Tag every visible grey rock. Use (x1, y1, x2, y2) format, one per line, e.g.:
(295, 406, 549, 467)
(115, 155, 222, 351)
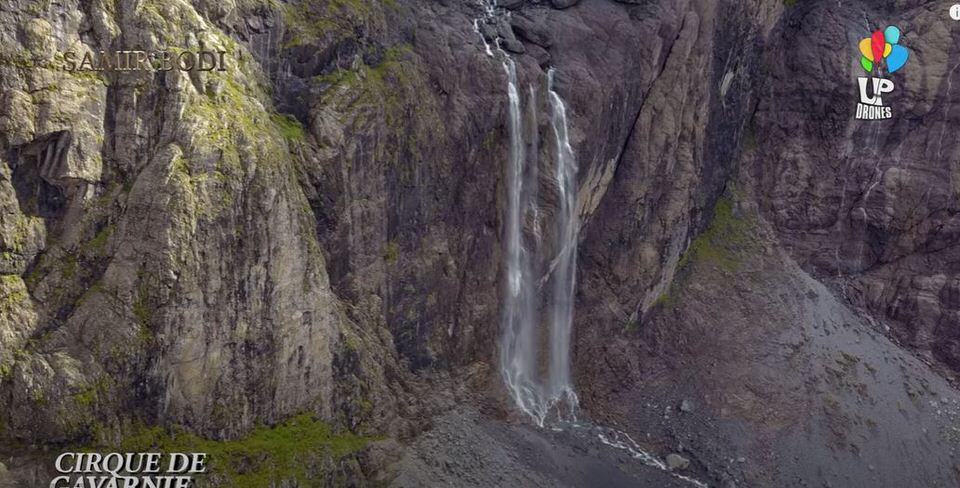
(510, 14, 552, 47)
(479, 21, 497, 43)
(666, 454, 690, 471)
(550, 0, 580, 9)
(525, 43, 551, 67)
(493, 18, 526, 54)
(496, 19, 520, 44)
(499, 0, 524, 9)
(502, 38, 525, 54)
(245, 15, 263, 32)
(680, 399, 694, 413)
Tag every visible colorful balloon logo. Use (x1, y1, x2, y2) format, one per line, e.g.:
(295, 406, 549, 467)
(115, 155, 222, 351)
(859, 26, 908, 73)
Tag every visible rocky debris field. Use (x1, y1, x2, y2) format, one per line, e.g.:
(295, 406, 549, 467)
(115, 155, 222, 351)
(389, 407, 695, 488)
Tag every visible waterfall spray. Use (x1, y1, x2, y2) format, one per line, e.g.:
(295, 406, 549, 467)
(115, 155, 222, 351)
(546, 68, 579, 417)
(499, 57, 544, 421)
(475, 1, 580, 426)
(471, 10, 711, 487)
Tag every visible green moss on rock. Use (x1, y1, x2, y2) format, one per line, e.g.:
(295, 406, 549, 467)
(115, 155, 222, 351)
(82, 224, 115, 255)
(316, 43, 441, 187)
(270, 113, 305, 141)
(277, 0, 386, 48)
(61, 254, 78, 279)
(72, 377, 111, 408)
(108, 413, 374, 487)
(678, 195, 754, 271)
(382, 241, 399, 264)
(0, 274, 29, 315)
(74, 280, 103, 308)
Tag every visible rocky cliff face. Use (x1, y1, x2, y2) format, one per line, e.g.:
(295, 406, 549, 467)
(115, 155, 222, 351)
(746, 1, 960, 379)
(1, 0, 958, 486)
(0, 0, 411, 452)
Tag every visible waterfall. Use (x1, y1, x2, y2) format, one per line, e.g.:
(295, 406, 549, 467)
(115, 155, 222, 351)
(472, 11, 710, 487)
(474, 0, 579, 426)
(496, 62, 580, 425)
(499, 57, 540, 421)
(546, 68, 579, 416)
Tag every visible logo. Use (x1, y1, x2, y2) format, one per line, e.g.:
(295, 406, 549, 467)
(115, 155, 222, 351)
(855, 25, 909, 120)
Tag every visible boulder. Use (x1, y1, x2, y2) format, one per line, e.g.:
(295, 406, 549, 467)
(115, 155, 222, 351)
(511, 14, 552, 47)
(666, 454, 691, 471)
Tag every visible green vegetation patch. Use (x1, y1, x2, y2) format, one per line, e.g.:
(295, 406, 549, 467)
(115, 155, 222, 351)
(382, 241, 399, 263)
(133, 292, 150, 328)
(74, 280, 103, 308)
(0, 274, 28, 315)
(277, 0, 384, 48)
(678, 195, 754, 271)
(83, 224, 115, 255)
(10, 214, 43, 254)
(111, 413, 373, 487)
(62, 253, 78, 279)
(270, 113, 305, 141)
(73, 377, 111, 408)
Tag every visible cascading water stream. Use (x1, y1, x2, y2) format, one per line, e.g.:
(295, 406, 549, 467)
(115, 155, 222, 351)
(472, 6, 712, 485)
(499, 56, 544, 422)
(546, 68, 579, 418)
(479, 2, 580, 425)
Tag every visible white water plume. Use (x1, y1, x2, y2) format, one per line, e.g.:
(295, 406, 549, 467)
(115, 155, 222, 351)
(499, 56, 544, 422)
(496, 56, 580, 425)
(472, 0, 578, 427)
(545, 68, 579, 415)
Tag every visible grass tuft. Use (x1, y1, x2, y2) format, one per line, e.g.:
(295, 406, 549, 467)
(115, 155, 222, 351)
(270, 113, 305, 141)
(106, 413, 374, 487)
(678, 195, 753, 271)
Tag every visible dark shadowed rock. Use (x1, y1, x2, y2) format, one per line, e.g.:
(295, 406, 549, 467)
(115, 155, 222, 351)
(550, 0, 580, 9)
(502, 38, 525, 54)
(743, 1, 960, 381)
(496, 18, 525, 54)
(525, 43, 551, 67)
(510, 13, 552, 47)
